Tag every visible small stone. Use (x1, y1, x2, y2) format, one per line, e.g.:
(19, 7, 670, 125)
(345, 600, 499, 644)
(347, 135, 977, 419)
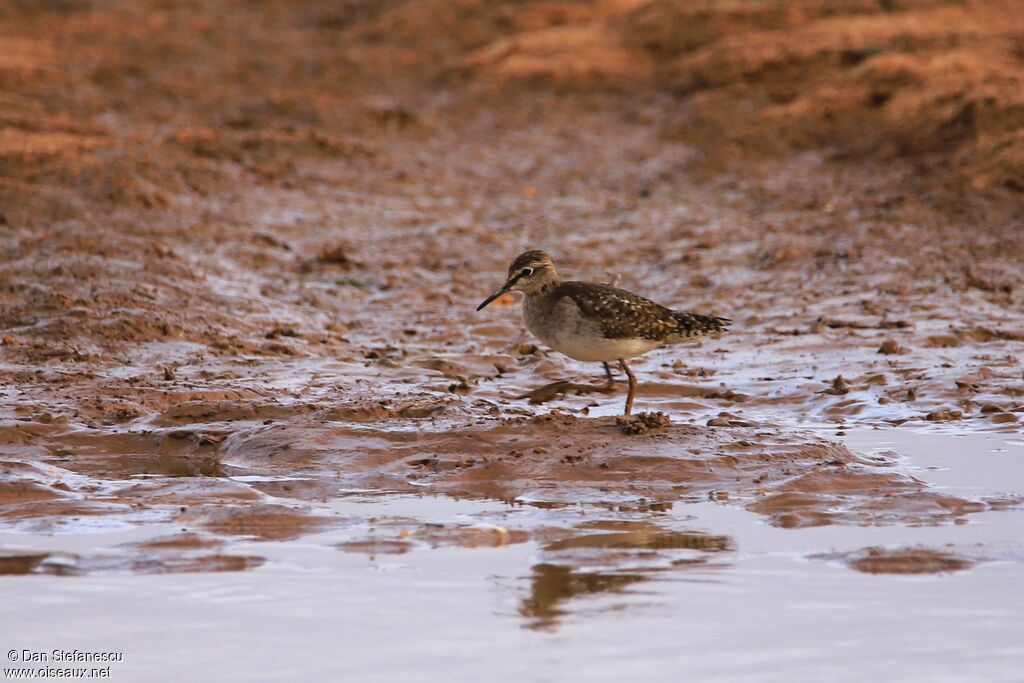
(317, 244, 357, 266)
(878, 339, 905, 355)
(926, 409, 963, 422)
(706, 411, 754, 428)
(822, 375, 850, 395)
(925, 334, 960, 348)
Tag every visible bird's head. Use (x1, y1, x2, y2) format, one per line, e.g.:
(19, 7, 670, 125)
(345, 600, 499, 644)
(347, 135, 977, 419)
(477, 250, 558, 310)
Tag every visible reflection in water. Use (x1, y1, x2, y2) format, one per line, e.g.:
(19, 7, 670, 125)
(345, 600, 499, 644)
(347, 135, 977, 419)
(0, 548, 264, 576)
(521, 564, 647, 630)
(0, 552, 49, 575)
(59, 453, 225, 478)
(518, 500, 676, 514)
(545, 529, 731, 552)
(520, 525, 733, 630)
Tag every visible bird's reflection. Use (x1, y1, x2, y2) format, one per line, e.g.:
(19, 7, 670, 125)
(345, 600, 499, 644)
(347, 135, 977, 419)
(519, 524, 733, 630)
(520, 564, 647, 630)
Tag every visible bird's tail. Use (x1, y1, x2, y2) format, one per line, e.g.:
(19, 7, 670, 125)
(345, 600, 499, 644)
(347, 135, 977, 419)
(671, 311, 730, 338)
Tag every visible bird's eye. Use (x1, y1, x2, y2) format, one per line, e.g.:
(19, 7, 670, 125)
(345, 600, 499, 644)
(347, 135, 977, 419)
(521, 267, 534, 277)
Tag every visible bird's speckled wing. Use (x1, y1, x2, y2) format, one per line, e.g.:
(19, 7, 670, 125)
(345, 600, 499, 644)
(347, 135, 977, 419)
(553, 281, 729, 341)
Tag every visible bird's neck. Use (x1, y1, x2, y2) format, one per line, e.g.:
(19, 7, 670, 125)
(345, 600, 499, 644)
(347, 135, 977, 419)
(524, 278, 560, 301)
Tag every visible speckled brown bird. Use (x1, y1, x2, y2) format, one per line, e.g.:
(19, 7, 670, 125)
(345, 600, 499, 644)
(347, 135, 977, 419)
(477, 250, 730, 415)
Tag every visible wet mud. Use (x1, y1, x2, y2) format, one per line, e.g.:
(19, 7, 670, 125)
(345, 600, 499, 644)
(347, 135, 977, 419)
(815, 545, 979, 575)
(1, 0, 1023, 586)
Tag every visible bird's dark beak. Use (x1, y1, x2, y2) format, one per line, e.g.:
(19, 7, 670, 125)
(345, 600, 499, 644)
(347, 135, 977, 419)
(476, 281, 512, 311)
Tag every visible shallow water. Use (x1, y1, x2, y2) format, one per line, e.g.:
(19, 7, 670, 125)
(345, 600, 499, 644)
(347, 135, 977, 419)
(2, 426, 1022, 682)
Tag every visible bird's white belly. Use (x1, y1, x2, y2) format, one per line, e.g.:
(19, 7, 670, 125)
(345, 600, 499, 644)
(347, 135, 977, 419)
(548, 333, 660, 362)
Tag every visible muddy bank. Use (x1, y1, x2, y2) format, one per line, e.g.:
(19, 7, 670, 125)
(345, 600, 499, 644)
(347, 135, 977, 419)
(1, 0, 1023, 576)
(2, 406, 1013, 573)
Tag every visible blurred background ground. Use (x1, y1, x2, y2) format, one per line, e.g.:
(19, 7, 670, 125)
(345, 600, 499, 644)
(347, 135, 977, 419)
(2, 0, 1021, 368)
